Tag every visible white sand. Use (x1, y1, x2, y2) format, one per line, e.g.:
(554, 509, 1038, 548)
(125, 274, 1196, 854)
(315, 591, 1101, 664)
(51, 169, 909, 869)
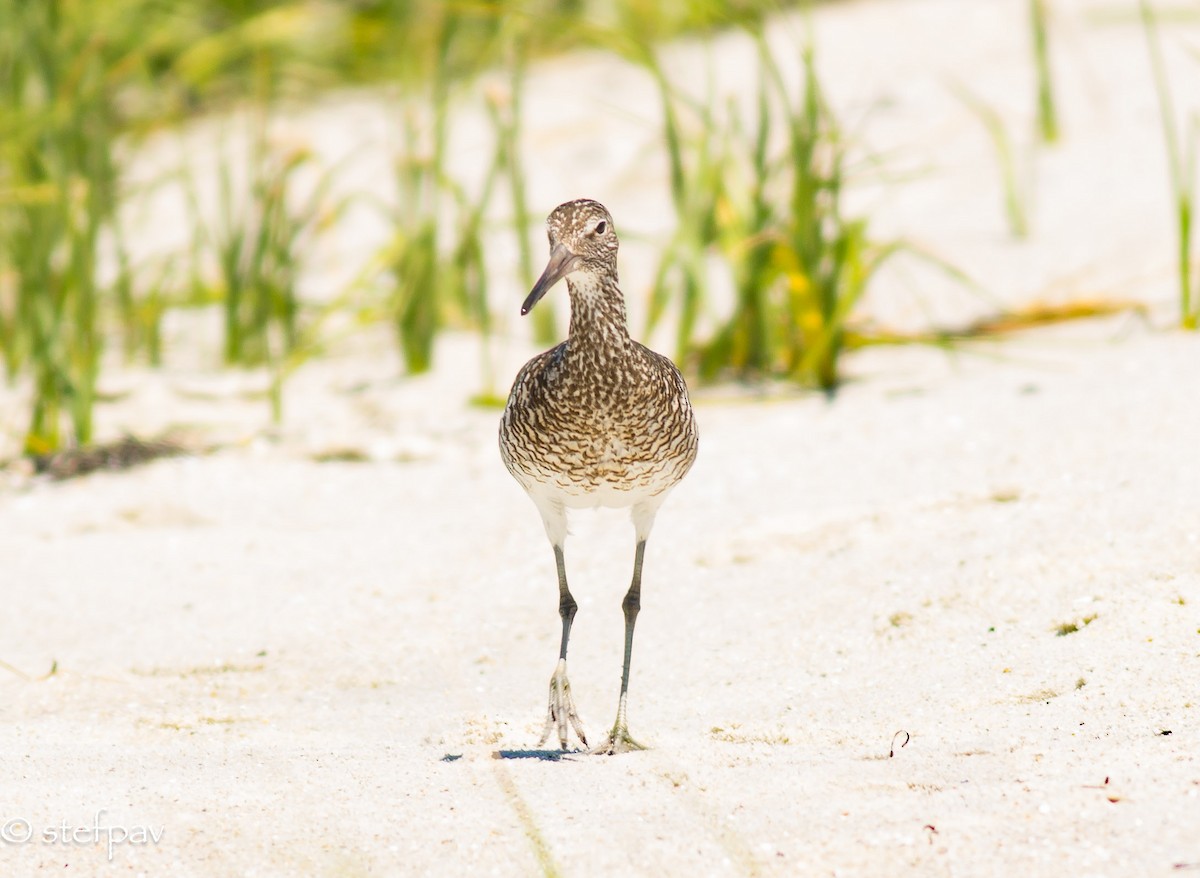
(3, 1, 1200, 875)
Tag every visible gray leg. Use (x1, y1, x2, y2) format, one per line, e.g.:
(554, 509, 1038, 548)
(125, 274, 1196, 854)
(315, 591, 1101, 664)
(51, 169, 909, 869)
(553, 545, 577, 661)
(538, 544, 588, 750)
(592, 539, 648, 755)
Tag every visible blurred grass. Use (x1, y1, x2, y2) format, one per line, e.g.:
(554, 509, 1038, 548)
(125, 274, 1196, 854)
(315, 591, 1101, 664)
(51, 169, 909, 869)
(1030, 0, 1060, 144)
(639, 43, 729, 367)
(1, 0, 1172, 457)
(0, 0, 788, 454)
(950, 82, 1030, 239)
(380, 8, 495, 377)
(0, 0, 127, 453)
(184, 121, 343, 420)
(1141, 0, 1199, 330)
(642, 28, 924, 390)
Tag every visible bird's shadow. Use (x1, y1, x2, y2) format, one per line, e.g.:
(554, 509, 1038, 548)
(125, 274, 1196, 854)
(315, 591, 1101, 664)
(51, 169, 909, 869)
(492, 748, 584, 762)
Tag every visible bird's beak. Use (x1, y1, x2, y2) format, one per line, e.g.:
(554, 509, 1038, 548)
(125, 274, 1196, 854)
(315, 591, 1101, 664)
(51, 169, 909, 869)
(521, 243, 579, 315)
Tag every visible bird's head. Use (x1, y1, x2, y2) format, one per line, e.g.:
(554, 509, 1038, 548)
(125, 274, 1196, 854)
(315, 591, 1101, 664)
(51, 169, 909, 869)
(521, 199, 618, 315)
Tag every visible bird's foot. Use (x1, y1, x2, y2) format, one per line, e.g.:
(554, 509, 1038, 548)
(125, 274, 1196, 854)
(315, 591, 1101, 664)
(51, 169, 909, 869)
(588, 723, 646, 756)
(538, 659, 588, 751)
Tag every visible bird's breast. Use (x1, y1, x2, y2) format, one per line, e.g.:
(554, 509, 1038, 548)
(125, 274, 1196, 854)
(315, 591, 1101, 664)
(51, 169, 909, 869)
(501, 396, 696, 504)
(499, 339, 699, 507)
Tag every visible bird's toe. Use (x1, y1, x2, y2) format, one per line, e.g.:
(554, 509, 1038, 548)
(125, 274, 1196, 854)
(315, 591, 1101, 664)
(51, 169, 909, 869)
(538, 660, 588, 751)
(589, 724, 646, 756)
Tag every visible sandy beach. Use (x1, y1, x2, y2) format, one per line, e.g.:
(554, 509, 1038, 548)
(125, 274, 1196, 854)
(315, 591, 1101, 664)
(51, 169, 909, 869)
(3, 0, 1199, 875)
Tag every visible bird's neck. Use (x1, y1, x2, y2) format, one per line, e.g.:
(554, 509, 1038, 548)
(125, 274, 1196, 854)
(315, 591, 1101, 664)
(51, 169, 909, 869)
(566, 271, 631, 352)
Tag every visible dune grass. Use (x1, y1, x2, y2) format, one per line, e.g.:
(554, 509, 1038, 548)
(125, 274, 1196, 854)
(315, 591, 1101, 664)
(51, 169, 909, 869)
(1030, 0, 1060, 144)
(0, 0, 125, 453)
(1140, 0, 1199, 330)
(1, 0, 889, 453)
(643, 30, 912, 390)
(1, 0, 1174, 456)
(0, 0, 538, 447)
(950, 83, 1030, 240)
(184, 120, 341, 421)
(639, 42, 730, 370)
(381, 9, 500, 377)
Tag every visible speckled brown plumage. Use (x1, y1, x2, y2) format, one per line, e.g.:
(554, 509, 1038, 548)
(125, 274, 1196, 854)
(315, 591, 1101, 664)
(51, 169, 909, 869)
(500, 280, 697, 515)
(498, 199, 699, 755)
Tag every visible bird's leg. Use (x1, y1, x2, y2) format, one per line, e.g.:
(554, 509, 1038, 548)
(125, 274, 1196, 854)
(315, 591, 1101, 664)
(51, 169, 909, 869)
(538, 544, 588, 750)
(591, 538, 648, 755)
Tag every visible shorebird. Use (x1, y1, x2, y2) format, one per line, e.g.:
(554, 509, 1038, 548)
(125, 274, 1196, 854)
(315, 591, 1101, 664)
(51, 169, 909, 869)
(499, 199, 699, 755)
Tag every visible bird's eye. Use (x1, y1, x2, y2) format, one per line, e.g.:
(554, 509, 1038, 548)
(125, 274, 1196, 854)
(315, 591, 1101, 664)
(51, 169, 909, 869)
(594, 221, 607, 235)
